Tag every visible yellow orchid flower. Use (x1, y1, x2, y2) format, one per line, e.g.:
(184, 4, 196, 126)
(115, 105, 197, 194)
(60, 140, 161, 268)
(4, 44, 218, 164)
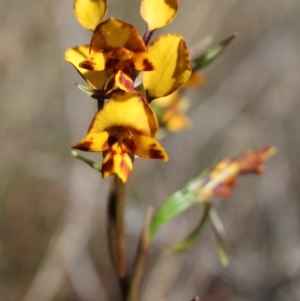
(72, 92, 168, 182)
(79, 18, 155, 92)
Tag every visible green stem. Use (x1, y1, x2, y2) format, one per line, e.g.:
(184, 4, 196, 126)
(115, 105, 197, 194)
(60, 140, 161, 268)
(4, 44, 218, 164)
(107, 175, 127, 296)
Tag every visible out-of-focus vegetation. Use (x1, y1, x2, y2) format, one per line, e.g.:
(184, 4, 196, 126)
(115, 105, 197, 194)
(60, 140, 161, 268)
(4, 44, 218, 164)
(1, 0, 300, 300)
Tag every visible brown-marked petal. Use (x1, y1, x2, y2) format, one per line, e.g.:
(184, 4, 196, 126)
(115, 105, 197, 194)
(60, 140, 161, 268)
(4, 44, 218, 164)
(91, 18, 146, 53)
(74, 0, 107, 30)
(124, 135, 168, 161)
(142, 34, 191, 99)
(114, 70, 134, 91)
(131, 52, 155, 71)
(80, 52, 116, 71)
(89, 92, 158, 137)
(102, 145, 133, 183)
(65, 45, 109, 89)
(197, 147, 276, 200)
(237, 147, 277, 174)
(140, 0, 178, 30)
(72, 131, 110, 151)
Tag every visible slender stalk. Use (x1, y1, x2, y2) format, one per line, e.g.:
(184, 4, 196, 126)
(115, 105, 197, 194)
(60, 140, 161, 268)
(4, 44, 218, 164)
(142, 26, 154, 46)
(107, 175, 127, 295)
(126, 207, 153, 301)
(97, 97, 105, 111)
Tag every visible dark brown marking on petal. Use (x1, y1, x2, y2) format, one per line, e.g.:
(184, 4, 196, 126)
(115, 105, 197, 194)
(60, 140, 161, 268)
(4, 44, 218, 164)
(149, 147, 165, 160)
(145, 89, 155, 103)
(142, 59, 154, 71)
(123, 138, 137, 153)
(79, 60, 96, 70)
(72, 140, 93, 151)
(139, 97, 158, 134)
(101, 156, 114, 176)
(108, 136, 118, 147)
(124, 59, 135, 70)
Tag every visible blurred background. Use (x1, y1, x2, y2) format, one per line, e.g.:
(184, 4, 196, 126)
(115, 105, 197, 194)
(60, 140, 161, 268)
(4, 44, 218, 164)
(1, 0, 300, 300)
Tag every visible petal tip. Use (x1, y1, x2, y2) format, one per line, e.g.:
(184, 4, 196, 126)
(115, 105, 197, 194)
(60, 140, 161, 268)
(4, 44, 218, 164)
(72, 141, 93, 151)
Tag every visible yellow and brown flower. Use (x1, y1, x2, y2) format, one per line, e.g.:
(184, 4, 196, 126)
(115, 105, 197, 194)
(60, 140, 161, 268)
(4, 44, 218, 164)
(79, 18, 155, 92)
(72, 92, 168, 182)
(196, 147, 277, 200)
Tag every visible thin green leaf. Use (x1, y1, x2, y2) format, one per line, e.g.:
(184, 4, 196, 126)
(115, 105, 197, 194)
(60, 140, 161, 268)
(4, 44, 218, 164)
(191, 34, 237, 72)
(75, 83, 96, 96)
(150, 177, 202, 240)
(75, 83, 107, 99)
(171, 202, 211, 252)
(71, 150, 102, 171)
(209, 207, 229, 266)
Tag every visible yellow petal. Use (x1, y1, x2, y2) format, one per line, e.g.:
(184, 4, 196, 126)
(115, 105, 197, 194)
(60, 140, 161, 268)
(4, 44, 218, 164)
(91, 18, 146, 53)
(74, 0, 107, 30)
(124, 135, 168, 161)
(102, 144, 133, 183)
(80, 52, 117, 71)
(64, 45, 109, 89)
(89, 92, 158, 137)
(140, 0, 178, 30)
(72, 131, 109, 151)
(142, 34, 191, 99)
(131, 52, 155, 71)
